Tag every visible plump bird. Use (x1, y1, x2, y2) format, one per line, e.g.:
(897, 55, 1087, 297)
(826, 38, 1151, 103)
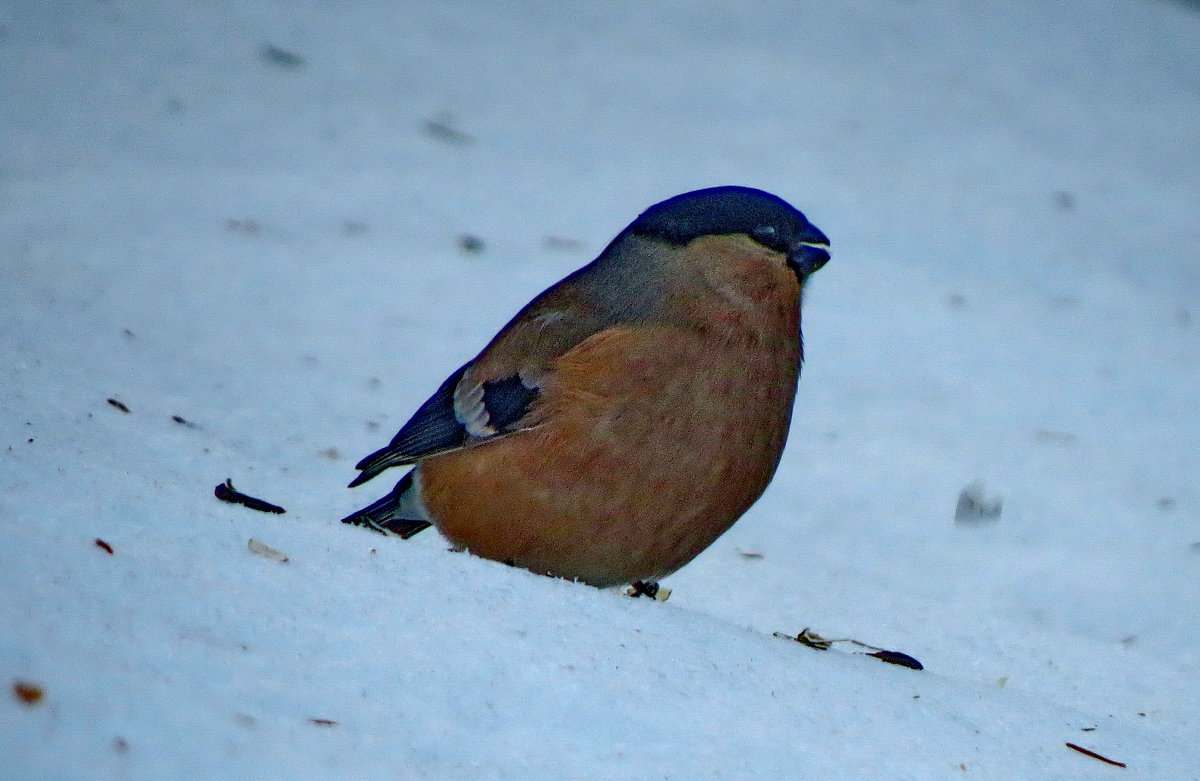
(342, 186, 830, 588)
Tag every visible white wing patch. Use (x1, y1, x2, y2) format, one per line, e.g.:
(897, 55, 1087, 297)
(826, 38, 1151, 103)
(452, 377, 497, 438)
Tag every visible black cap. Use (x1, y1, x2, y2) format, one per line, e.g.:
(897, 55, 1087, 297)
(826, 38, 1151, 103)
(630, 186, 830, 251)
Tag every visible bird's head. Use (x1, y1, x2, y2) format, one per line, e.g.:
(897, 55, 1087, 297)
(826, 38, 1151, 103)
(627, 186, 830, 283)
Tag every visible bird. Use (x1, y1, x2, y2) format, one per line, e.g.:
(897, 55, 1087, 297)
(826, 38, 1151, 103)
(341, 186, 830, 589)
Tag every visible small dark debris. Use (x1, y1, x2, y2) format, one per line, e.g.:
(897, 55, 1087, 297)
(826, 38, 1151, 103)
(954, 481, 1002, 524)
(113, 737, 130, 754)
(366, 420, 381, 431)
(869, 650, 924, 670)
(1157, 497, 1174, 510)
(12, 680, 44, 705)
(946, 293, 966, 309)
(1081, 727, 1097, 732)
(775, 628, 924, 671)
(783, 628, 831, 650)
(261, 43, 305, 69)
(1054, 191, 1076, 210)
(27, 438, 33, 444)
(1190, 542, 1200, 553)
(342, 220, 369, 237)
(95, 538, 114, 555)
(226, 218, 261, 234)
(738, 549, 764, 559)
(1065, 742, 1125, 768)
(121, 328, 136, 340)
(543, 236, 584, 250)
(215, 479, 286, 514)
(421, 118, 474, 145)
(308, 718, 339, 727)
(458, 234, 485, 254)
(107, 398, 131, 413)
(166, 97, 184, 115)
(321, 447, 341, 460)
(171, 414, 199, 429)
(1034, 429, 1077, 445)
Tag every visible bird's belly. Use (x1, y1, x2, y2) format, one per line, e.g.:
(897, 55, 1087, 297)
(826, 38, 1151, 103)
(418, 330, 799, 587)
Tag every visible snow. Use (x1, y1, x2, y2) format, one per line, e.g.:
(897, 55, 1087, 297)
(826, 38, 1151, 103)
(2, 0, 1198, 778)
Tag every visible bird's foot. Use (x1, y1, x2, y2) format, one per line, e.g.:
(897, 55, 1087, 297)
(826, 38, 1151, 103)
(625, 580, 671, 601)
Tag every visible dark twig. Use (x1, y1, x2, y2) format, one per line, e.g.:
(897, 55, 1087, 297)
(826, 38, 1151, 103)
(1065, 742, 1126, 768)
(774, 628, 924, 670)
(215, 479, 285, 514)
(867, 650, 924, 670)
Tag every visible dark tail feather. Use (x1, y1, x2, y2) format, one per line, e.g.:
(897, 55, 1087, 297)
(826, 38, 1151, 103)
(348, 445, 407, 488)
(340, 472, 432, 539)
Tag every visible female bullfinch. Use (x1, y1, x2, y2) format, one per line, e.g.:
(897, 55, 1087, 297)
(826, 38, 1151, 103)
(343, 186, 830, 589)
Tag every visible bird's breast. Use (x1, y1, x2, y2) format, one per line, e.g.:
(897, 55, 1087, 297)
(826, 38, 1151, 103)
(417, 321, 801, 587)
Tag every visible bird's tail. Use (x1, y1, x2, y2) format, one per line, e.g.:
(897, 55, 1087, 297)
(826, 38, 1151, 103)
(340, 471, 432, 539)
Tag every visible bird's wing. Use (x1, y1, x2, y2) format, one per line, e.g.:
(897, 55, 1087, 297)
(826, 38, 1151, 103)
(348, 282, 611, 488)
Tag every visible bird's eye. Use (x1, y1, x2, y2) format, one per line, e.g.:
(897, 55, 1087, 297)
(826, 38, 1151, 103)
(750, 225, 783, 250)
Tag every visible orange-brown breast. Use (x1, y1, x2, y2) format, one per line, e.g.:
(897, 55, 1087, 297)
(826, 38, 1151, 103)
(419, 238, 802, 587)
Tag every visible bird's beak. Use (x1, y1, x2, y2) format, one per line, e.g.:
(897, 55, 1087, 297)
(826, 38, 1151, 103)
(786, 240, 831, 278)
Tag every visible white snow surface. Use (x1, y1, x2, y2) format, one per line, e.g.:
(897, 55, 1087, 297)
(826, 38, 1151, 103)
(2, 1, 1198, 778)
